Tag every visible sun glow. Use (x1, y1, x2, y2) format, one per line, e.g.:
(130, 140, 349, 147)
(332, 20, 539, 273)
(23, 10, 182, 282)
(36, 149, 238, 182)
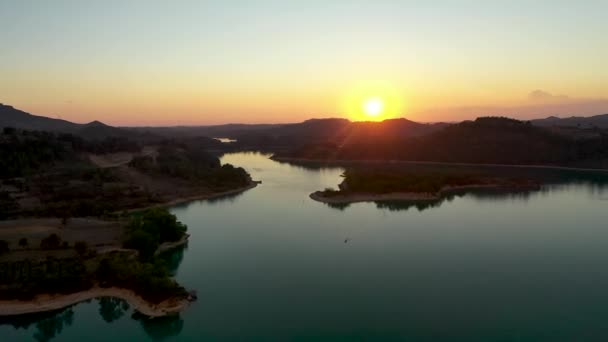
(342, 82, 405, 121)
(363, 97, 384, 117)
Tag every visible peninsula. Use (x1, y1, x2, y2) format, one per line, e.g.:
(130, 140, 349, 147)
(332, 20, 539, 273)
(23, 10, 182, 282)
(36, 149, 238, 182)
(310, 168, 541, 205)
(0, 123, 258, 317)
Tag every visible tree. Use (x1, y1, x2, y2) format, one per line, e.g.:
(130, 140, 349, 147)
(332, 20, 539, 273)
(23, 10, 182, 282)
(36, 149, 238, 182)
(74, 241, 88, 257)
(18, 237, 28, 249)
(98, 298, 130, 323)
(40, 234, 62, 250)
(124, 230, 158, 261)
(0, 240, 9, 255)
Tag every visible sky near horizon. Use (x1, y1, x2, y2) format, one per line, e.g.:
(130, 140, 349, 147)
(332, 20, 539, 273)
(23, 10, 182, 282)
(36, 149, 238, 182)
(1, 1, 608, 126)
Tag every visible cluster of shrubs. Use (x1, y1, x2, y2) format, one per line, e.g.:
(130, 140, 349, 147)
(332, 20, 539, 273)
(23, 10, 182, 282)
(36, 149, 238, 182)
(342, 169, 486, 194)
(124, 208, 187, 261)
(96, 253, 187, 303)
(0, 235, 92, 256)
(129, 143, 250, 189)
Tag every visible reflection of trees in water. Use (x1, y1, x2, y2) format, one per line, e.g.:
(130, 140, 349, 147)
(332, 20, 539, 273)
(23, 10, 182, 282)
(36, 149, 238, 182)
(375, 199, 444, 212)
(132, 312, 184, 341)
(172, 189, 247, 211)
(205, 191, 245, 205)
(98, 297, 130, 323)
(32, 308, 74, 342)
(322, 188, 544, 213)
(273, 159, 344, 172)
(0, 306, 76, 342)
(157, 245, 186, 276)
(325, 202, 351, 211)
(377, 189, 541, 212)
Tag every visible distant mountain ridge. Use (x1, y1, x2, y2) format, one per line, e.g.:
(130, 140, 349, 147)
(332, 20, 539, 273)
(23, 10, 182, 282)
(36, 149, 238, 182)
(531, 113, 608, 128)
(275, 117, 608, 169)
(0, 104, 131, 139)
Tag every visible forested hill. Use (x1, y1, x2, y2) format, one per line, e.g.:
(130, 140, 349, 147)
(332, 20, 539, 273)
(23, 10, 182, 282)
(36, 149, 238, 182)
(532, 113, 608, 129)
(0, 104, 141, 140)
(0, 127, 141, 179)
(275, 117, 608, 169)
(192, 118, 449, 149)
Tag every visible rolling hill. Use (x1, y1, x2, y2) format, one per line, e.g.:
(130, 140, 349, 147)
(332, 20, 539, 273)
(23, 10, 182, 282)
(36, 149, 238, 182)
(0, 104, 130, 139)
(532, 113, 608, 129)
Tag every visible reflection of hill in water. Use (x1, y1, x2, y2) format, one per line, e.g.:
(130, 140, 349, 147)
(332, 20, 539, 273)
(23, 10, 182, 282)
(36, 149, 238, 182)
(322, 175, 608, 213)
(0, 307, 75, 342)
(132, 312, 184, 341)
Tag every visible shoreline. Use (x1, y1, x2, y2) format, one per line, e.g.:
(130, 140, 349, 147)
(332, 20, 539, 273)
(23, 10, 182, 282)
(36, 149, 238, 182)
(310, 183, 541, 205)
(156, 234, 190, 255)
(0, 286, 189, 318)
(125, 180, 260, 213)
(272, 156, 608, 173)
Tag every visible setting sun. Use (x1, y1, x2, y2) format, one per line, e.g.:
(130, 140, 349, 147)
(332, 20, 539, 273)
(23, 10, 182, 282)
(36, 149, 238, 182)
(343, 81, 406, 121)
(363, 97, 384, 117)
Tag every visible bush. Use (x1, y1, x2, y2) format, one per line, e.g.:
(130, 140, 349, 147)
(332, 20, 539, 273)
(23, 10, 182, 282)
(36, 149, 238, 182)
(74, 241, 89, 256)
(0, 240, 9, 254)
(124, 230, 158, 261)
(18, 237, 28, 249)
(124, 208, 187, 261)
(40, 234, 62, 250)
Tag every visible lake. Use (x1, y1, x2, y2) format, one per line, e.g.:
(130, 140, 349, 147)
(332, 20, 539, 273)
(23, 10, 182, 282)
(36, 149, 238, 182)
(2, 152, 608, 341)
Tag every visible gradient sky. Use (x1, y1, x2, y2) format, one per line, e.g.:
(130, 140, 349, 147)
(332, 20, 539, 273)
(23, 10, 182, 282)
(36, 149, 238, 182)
(1, 1, 607, 125)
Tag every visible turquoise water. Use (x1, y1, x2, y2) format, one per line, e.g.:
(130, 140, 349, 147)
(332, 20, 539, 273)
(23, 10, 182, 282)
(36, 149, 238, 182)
(3, 152, 608, 341)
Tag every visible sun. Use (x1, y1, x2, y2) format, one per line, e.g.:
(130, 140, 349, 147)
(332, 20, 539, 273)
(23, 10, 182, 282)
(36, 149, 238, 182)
(342, 81, 405, 121)
(363, 97, 384, 117)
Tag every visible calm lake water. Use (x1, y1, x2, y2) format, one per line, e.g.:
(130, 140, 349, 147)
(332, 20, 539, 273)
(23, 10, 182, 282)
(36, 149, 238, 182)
(3, 152, 608, 341)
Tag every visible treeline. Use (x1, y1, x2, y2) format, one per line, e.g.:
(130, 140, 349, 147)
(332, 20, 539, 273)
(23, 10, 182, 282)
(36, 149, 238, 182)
(19, 168, 154, 218)
(277, 117, 608, 168)
(339, 169, 486, 194)
(0, 127, 142, 178)
(101, 208, 189, 302)
(130, 141, 251, 190)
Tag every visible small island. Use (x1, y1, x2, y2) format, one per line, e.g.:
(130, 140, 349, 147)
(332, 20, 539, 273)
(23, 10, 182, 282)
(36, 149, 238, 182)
(311, 168, 541, 204)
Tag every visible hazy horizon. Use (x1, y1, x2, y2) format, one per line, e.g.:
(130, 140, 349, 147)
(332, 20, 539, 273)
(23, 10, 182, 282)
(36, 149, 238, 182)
(2, 1, 608, 126)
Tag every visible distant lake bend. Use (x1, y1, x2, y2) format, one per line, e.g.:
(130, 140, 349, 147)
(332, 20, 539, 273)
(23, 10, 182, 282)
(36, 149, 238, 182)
(3, 152, 608, 341)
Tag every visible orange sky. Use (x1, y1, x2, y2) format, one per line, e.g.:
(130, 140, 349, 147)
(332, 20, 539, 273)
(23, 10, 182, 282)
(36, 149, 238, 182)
(1, 2, 607, 126)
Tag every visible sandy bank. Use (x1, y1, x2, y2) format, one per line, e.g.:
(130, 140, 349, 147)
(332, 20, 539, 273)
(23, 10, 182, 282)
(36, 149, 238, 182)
(0, 287, 189, 318)
(310, 191, 438, 204)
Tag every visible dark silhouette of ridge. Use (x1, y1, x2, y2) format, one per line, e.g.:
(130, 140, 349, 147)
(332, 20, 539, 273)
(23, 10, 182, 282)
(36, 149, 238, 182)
(275, 117, 608, 169)
(0, 104, 135, 140)
(532, 113, 608, 129)
(0, 103, 80, 132)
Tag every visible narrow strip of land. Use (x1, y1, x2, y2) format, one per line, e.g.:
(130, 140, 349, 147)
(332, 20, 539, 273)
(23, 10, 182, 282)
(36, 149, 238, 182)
(310, 183, 541, 205)
(0, 287, 189, 317)
(273, 157, 608, 173)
